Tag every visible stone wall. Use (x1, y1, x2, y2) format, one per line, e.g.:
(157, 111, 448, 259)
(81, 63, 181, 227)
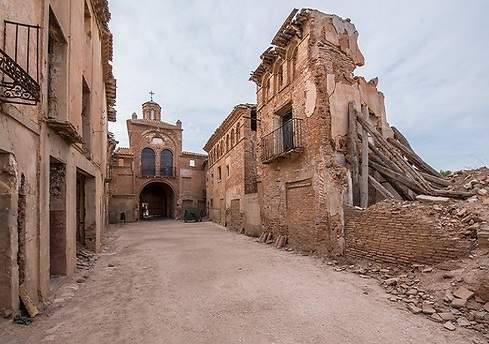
(344, 206, 473, 265)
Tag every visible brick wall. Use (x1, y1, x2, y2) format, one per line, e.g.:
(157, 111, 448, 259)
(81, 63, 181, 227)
(204, 105, 260, 234)
(344, 206, 473, 265)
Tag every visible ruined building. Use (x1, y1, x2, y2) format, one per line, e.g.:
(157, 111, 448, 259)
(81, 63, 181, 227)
(0, 0, 116, 313)
(204, 104, 261, 236)
(249, 9, 387, 254)
(109, 99, 206, 222)
(248, 9, 471, 258)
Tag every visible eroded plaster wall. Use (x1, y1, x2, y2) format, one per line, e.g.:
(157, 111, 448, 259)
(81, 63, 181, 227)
(251, 10, 391, 255)
(0, 0, 114, 312)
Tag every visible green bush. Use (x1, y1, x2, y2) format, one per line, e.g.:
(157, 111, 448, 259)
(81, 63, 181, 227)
(439, 170, 452, 177)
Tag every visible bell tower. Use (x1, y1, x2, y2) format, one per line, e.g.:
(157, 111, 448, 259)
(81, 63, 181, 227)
(142, 91, 162, 121)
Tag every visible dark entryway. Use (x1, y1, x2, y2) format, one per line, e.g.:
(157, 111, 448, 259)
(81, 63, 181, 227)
(282, 111, 294, 152)
(139, 182, 175, 220)
(76, 169, 96, 250)
(49, 158, 67, 277)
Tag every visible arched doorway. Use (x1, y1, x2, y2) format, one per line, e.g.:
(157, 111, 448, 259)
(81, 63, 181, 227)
(139, 182, 175, 220)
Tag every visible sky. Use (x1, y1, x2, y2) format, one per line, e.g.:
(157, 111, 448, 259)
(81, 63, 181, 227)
(108, 0, 489, 171)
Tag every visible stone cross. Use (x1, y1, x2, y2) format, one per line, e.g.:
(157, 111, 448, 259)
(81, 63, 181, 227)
(149, 90, 155, 102)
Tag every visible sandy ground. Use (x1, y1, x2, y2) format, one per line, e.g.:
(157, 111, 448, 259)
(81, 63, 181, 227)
(0, 220, 485, 344)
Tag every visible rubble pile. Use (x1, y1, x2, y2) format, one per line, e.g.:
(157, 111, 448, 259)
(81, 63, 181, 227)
(329, 256, 489, 336)
(372, 166, 489, 249)
(372, 199, 481, 240)
(447, 167, 489, 195)
(447, 168, 489, 248)
(76, 245, 98, 271)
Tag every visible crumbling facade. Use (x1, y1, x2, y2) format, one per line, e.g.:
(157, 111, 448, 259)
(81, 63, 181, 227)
(109, 100, 206, 223)
(249, 9, 392, 254)
(204, 104, 261, 236)
(248, 9, 477, 260)
(0, 0, 116, 313)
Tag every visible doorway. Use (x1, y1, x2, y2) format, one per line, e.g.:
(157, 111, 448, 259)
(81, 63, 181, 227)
(139, 182, 175, 220)
(49, 158, 67, 277)
(282, 111, 294, 152)
(76, 169, 96, 250)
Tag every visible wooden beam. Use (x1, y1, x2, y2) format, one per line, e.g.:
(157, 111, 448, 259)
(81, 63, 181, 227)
(19, 285, 39, 318)
(387, 137, 442, 177)
(432, 189, 475, 199)
(360, 104, 369, 208)
(368, 141, 401, 173)
(419, 171, 450, 187)
(348, 101, 360, 205)
(369, 160, 428, 194)
(357, 115, 433, 192)
(391, 126, 413, 150)
(368, 175, 396, 200)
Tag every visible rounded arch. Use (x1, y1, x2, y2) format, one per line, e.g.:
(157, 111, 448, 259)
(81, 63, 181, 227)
(141, 147, 156, 176)
(262, 72, 271, 102)
(160, 149, 174, 177)
(235, 121, 241, 141)
(139, 181, 176, 219)
(286, 41, 299, 83)
(273, 58, 284, 93)
(140, 129, 177, 148)
(231, 128, 235, 146)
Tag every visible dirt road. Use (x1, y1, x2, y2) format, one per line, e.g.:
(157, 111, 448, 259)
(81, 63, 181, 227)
(0, 220, 484, 343)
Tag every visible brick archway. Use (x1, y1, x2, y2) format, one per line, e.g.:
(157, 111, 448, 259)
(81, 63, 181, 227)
(139, 182, 175, 220)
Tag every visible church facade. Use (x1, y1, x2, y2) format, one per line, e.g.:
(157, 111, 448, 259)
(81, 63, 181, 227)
(108, 100, 206, 222)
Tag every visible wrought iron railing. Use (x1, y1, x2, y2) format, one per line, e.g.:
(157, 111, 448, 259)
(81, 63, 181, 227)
(261, 118, 303, 163)
(0, 20, 41, 105)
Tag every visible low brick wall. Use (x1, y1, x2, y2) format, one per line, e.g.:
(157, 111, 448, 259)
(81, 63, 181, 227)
(344, 205, 474, 265)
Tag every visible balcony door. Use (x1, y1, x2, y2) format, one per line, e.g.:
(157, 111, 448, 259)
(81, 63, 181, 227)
(282, 111, 294, 152)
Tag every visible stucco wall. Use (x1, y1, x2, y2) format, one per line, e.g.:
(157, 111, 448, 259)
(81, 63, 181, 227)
(0, 0, 113, 312)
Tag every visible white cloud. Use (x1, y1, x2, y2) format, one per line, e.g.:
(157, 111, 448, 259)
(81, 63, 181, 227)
(108, 0, 489, 170)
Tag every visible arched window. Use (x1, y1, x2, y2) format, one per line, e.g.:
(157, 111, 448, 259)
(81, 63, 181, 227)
(262, 73, 271, 103)
(141, 148, 155, 176)
(231, 129, 235, 146)
(160, 149, 173, 177)
(273, 59, 284, 93)
(226, 134, 230, 152)
(220, 140, 224, 156)
(236, 122, 240, 141)
(286, 42, 299, 83)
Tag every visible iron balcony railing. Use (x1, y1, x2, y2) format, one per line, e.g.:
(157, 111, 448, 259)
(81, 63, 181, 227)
(0, 20, 41, 105)
(261, 118, 304, 163)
